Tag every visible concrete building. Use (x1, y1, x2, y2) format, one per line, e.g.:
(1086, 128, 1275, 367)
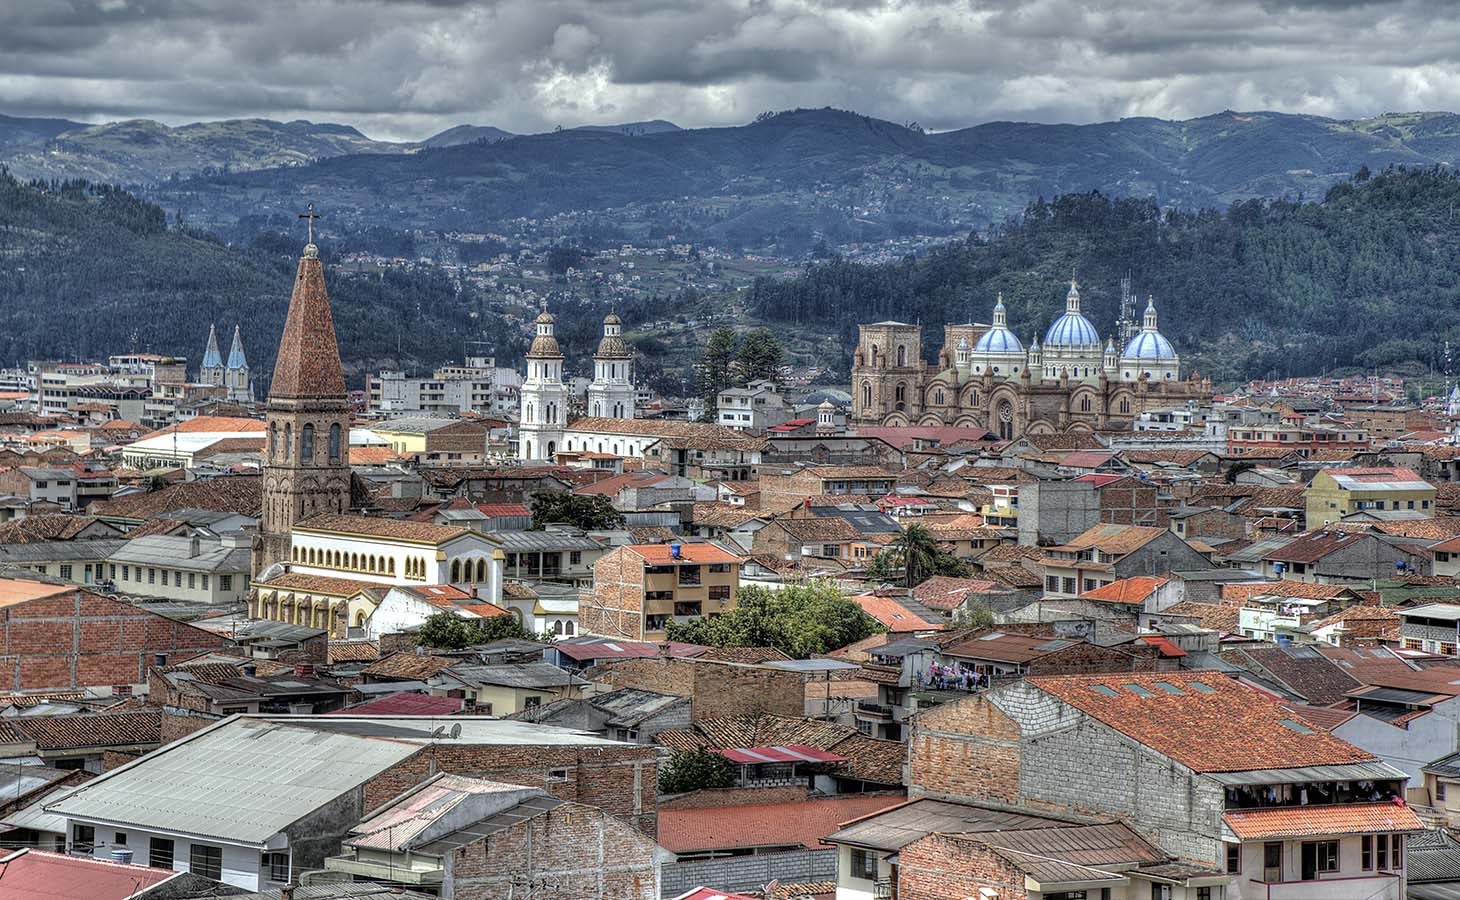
(1306, 468, 1436, 529)
(105, 534, 252, 604)
(0, 467, 77, 510)
(1039, 524, 1214, 598)
(583, 543, 744, 641)
(366, 357, 521, 418)
(717, 380, 793, 432)
(1398, 603, 1460, 656)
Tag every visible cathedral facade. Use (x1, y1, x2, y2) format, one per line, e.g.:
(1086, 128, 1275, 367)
(851, 280, 1212, 438)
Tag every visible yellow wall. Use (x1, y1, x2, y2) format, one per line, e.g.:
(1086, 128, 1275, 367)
(1306, 471, 1436, 527)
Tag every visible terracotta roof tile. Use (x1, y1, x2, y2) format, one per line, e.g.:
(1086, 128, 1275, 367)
(1221, 582, 1358, 602)
(257, 572, 388, 597)
(1081, 576, 1168, 605)
(295, 512, 469, 544)
(89, 475, 262, 520)
(327, 641, 381, 663)
(1026, 671, 1376, 773)
(1046, 524, 1167, 556)
(658, 794, 903, 853)
(0, 515, 112, 543)
(360, 652, 459, 681)
(851, 594, 942, 632)
(1223, 802, 1424, 839)
(9, 711, 161, 750)
(913, 576, 1015, 611)
(628, 543, 744, 564)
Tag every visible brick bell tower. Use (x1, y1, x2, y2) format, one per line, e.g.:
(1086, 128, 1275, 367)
(252, 206, 352, 575)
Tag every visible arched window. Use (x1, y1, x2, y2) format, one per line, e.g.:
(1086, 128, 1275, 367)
(269, 422, 278, 459)
(283, 423, 292, 460)
(451, 560, 461, 582)
(553, 620, 563, 635)
(1080, 395, 1092, 413)
(862, 382, 872, 408)
(547, 440, 556, 457)
(329, 423, 341, 462)
(476, 558, 487, 582)
(301, 424, 314, 461)
(895, 384, 906, 403)
(934, 389, 945, 405)
(1119, 398, 1132, 414)
(896, 345, 906, 367)
(565, 620, 576, 635)
(997, 400, 1015, 441)
(388, 557, 396, 575)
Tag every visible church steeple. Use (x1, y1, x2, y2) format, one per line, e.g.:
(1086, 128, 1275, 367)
(253, 215, 352, 580)
(201, 324, 223, 371)
(227, 325, 249, 370)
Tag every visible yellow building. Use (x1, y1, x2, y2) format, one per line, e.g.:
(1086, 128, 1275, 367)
(1305, 467, 1436, 528)
(428, 661, 590, 716)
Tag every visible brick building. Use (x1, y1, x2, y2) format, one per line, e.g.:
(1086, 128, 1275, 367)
(906, 670, 1422, 898)
(757, 466, 900, 515)
(590, 655, 805, 721)
(1039, 523, 1214, 598)
(0, 578, 225, 691)
(583, 543, 744, 641)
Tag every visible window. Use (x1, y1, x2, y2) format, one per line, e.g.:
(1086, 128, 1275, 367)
(1378, 832, 1389, 869)
(190, 843, 222, 880)
(149, 837, 174, 869)
(1392, 834, 1403, 869)
(1363, 835, 1374, 869)
(524, 696, 542, 709)
(122, 565, 130, 581)
(220, 575, 232, 592)
(546, 767, 568, 783)
(263, 851, 290, 883)
(188, 572, 196, 589)
(709, 585, 732, 601)
(678, 565, 702, 586)
(202, 575, 210, 590)
(72, 824, 94, 853)
(301, 423, 314, 460)
(1304, 839, 1339, 877)
(1196, 889, 1211, 900)
(59, 564, 72, 580)
(1439, 782, 1448, 801)
(570, 551, 582, 566)
(148, 567, 156, 584)
(329, 423, 342, 462)
(114, 831, 127, 845)
(850, 848, 877, 880)
(1150, 886, 1172, 900)
(1062, 577, 1077, 594)
(1046, 575, 1059, 592)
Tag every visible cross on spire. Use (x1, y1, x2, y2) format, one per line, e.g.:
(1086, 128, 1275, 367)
(299, 203, 321, 244)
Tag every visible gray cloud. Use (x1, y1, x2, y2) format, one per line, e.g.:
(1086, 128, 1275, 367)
(0, 0, 1456, 140)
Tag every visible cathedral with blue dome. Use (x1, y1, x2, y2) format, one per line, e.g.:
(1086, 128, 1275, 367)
(851, 279, 1210, 438)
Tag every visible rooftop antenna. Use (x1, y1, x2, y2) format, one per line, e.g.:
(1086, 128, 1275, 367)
(1118, 271, 1138, 347)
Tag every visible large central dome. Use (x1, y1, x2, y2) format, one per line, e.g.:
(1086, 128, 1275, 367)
(1043, 280, 1101, 346)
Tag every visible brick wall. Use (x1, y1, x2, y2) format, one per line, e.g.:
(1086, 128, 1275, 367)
(908, 694, 1020, 805)
(365, 742, 659, 837)
(0, 589, 225, 691)
(659, 786, 809, 809)
(582, 547, 646, 639)
(1025, 641, 1143, 676)
(450, 800, 658, 900)
(159, 708, 222, 743)
(897, 833, 1026, 900)
(378, 631, 416, 655)
(593, 656, 805, 721)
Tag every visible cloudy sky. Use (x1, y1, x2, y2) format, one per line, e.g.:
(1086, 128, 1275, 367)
(4, 0, 1459, 141)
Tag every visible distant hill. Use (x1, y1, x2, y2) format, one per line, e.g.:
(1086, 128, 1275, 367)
(0, 172, 519, 379)
(571, 119, 681, 136)
(420, 124, 518, 148)
(749, 167, 1460, 384)
(119, 107, 1460, 247)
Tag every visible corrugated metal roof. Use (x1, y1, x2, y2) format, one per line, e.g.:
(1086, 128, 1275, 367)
(106, 535, 250, 572)
(496, 531, 606, 552)
(1205, 760, 1406, 786)
(826, 798, 1072, 851)
(48, 717, 420, 844)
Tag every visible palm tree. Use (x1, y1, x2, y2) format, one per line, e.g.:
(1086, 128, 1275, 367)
(886, 524, 945, 588)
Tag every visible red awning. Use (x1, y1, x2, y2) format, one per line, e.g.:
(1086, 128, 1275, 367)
(712, 744, 847, 765)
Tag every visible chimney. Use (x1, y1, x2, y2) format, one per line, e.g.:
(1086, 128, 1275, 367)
(294, 663, 315, 677)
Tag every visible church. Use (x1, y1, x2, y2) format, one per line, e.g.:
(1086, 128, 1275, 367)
(518, 311, 637, 460)
(199, 323, 254, 403)
(851, 280, 1212, 438)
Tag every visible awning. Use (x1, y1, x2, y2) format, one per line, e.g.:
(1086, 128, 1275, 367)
(713, 744, 847, 765)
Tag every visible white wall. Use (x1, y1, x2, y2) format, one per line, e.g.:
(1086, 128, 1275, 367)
(81, 823, 269, 891)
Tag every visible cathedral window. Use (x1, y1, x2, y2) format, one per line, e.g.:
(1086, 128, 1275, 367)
(301, 424, 314, 461)
(451, 560, 461, 582)
(283, 424, 292, 460)
(895, 384, 906, 403)
(329, 424, 341, 462)
(269, 423, 278, 459)
(476, 558, 487, 582)
(862, 382, 872, 408)
(897, 345, 906, 367)
(1080, 395, 1092, 412)
(934, 389, 945, 405)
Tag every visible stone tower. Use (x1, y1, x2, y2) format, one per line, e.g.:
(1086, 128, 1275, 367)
(517, 310, 569, 461)
(253, 237, 352, 575)
(586, 312, 635, 419)
(200, 324, 224, 387)
(225, 324, 254, 403)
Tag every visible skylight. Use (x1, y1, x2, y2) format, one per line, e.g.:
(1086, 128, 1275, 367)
(1152, 681, 1185, 695)
(1279, 718, 1313, 734)
(1091, 685, 1119, 697)
(1187, 682, 1216, 693)
(1123, 684, 1154, 697)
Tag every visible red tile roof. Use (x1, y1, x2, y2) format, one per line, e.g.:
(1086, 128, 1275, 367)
(658, 794, 904, 853)
(628, 543, 744, 564)
(1026, 671, 1376, 773)
(913, 576, 1013, 611)
(1222, 802, 1424, 839)
(1138, 635, 1188, 658)
(851, 594, 942, 632)
(1081, 576, 1167, 605)
(0, 849, 177, 900)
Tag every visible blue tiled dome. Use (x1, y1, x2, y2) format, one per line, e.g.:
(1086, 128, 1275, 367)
(1122, 331, 1177, 359)
(1044, 313, 1101, 346)
(974, 327, 1023, 354)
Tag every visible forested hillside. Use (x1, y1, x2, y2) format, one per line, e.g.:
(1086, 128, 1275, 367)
(0, 173, 517, 383)
(750, 167, 1460, 383)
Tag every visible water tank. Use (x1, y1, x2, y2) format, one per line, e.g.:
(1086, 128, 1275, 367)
(110, 847, 134, 864)
(669, 542, 681, 559)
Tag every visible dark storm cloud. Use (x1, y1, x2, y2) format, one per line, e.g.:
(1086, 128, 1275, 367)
(0, 0, 1457, 140)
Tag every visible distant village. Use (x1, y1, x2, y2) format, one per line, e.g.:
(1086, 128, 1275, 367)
(6, 237, 1460, 900)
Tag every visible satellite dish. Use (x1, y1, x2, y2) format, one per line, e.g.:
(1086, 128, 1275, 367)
(449, 723, 462, 739)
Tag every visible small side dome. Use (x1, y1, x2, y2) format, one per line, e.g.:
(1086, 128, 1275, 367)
(974, 328, 1024, 354)
(604, 313, 623, 326)
(535, 311, 555, 325)
(1122, 331, 1177, 359)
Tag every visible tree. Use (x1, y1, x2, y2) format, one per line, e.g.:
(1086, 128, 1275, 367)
(953, 601, 996, 629)
(736, 327, 785, 384)
(658, 746, 737, 794)
(416, 611, 532, 649)
(871, 525, 970, 587)
(697, 326, 740, 421)
(1225, 460, 1256, 484)
(530, 491, 625, 530)
(666, 580, 881, 658)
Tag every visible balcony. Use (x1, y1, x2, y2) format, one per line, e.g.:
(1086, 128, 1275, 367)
(1249, 874, 1399, 900)
(856, 701, 894, 720)
(873, 879, 895, 900)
